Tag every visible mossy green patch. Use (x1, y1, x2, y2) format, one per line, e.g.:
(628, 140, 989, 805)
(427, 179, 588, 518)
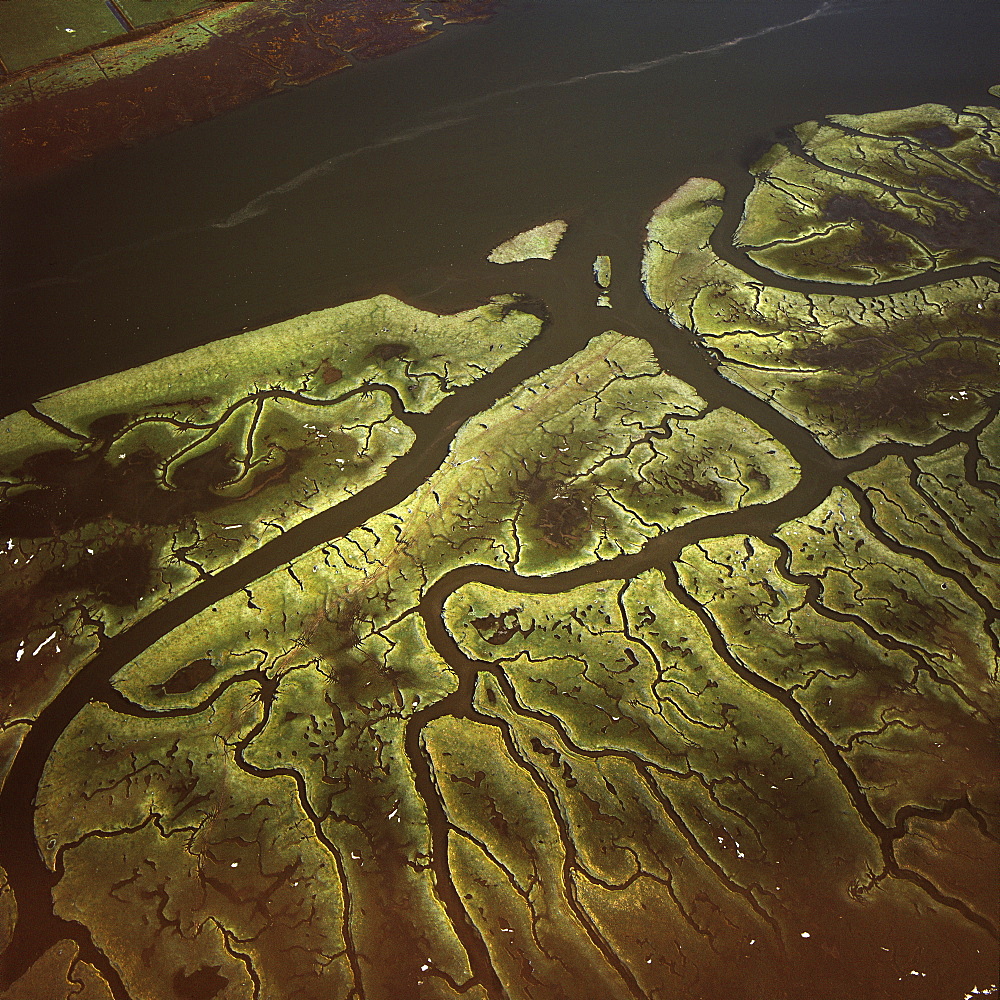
(108, 328, 793, 705)
(593, 254, 612, 307)
(487, 220, 568, 263)
(115, 0, 224, 28)
(26, 55, 106, 98)
(644, 173, 1000, 456)
(89, 20, 214, 78)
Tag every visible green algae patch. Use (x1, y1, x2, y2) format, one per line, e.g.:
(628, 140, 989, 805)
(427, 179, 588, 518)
(979, 411, 1000, 490)
(444, 573, 773, 768)
(643, 173, 1000, 457)
(487, 220, 568, 263)
(0, 294, 541, 764)
(116, 1, 228, 28)
(735, 103, 1000, 283)
(89, 20, 215, 79)
(28, 57, 108, 100)
(643, 176, 726, 308)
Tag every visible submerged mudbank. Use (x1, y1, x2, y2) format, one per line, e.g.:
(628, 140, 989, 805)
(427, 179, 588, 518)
(0, 97, 997, 1000)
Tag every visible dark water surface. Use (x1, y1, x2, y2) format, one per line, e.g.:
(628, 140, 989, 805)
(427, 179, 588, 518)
(2, 0, 999, 414)
(1, 3, 999, 998)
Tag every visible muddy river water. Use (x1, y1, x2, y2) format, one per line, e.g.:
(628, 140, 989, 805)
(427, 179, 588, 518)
(0, 1, 998, 998)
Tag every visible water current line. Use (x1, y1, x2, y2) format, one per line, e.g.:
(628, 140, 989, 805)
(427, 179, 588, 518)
(211, 0, 843, 230)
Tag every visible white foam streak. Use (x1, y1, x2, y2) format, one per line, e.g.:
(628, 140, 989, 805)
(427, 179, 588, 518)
(213, 1, 840, 231)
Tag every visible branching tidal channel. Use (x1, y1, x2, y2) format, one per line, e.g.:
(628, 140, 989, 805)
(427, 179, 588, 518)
(0, 92, 998, 1000)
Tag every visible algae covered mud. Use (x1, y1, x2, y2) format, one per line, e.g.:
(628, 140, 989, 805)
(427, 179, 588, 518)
(1, 1, 999, 999)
